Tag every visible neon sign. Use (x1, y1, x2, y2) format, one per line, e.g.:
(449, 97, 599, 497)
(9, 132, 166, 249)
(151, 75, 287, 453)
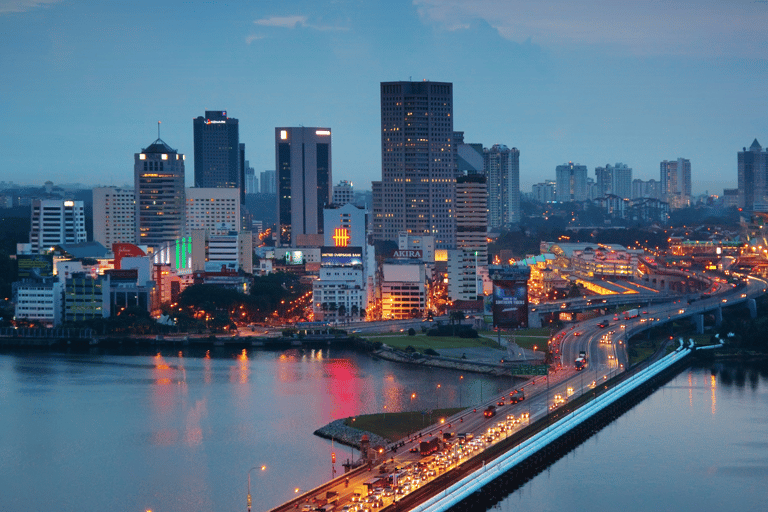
(333, 228, 350, 247)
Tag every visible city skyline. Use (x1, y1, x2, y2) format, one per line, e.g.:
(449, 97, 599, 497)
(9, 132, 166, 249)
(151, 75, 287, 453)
(1, 0, 767, 195)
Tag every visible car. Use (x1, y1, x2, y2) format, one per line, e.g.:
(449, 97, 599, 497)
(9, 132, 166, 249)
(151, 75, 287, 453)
(574, 331, 582, 336)
(497, 398, 505, 406)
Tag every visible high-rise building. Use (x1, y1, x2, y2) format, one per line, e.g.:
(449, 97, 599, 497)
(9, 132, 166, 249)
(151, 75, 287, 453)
(632, 179, 661, 200)
(260, 170, 276, 194)
(532, 180, 556, 203)
(372, 81, 456, 248)
(29, 199, 87, 253)
(193, 110, 242, 200)
(660, 158, 691, 209)
(134, 138, 186, 247)
(555, 162, 589, 202)
(595, 163, 632, 199)
(332, 180, 354, 206)
(275, 127, 332, 247)
(738, 139, 768, 211)
(93, 187, 135, 249)
(455, 174, 488, 264)
(185, 187, 240, 235)
(484, 144, 520, 229)
(244, 161, 258, 194)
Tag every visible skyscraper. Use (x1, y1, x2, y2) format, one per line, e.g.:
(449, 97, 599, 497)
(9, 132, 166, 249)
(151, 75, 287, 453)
(595, 163, 632, 199)
(134, 138, 186, 247)
(484, 144, 520, 229)
(738, 139, 768, 211)
(332, 180, 354, 206)
(556, 162, 589, 202)
(193, 110, 241, 200)
(260, 170, 276, 194)
(275, 127, 332, 247)
(660, 158, 691, 209)
(455, 173, 488, 264)
(372, 81, 455, 248)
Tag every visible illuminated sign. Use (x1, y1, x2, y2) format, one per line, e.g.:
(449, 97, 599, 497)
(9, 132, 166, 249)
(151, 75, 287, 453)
(321, 247, 363, 267)
(285, 251, 304, 265)
(17, 254, 53, 279)
(205, 119, 226, 124)
(64, 201, 75, 207)
(280, 130, 288, 140)
(392, 250, 422, 259)
(333, 228, 350, 247)
(316, 130, 331, 136)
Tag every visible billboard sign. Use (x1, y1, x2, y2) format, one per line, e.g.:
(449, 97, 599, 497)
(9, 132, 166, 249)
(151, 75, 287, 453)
(17, 254, 53, 279)
(321, 246, 363, 267)
(285, 251, 304, 265)
(489, 266, 530, 329)
(392, 249, 423, 259)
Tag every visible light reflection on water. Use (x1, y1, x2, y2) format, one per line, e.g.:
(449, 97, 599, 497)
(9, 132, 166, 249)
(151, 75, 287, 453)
(0, 348, 510, 512)
(492, 361, 768, 512)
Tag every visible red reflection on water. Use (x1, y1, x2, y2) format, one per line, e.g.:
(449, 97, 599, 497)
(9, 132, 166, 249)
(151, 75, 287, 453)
(325, 358, 358, 419)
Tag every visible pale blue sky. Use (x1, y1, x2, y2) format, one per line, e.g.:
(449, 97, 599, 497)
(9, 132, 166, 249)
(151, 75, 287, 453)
(1, 0, 766, 195)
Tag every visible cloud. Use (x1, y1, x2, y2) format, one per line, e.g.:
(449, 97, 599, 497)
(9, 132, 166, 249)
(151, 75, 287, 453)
(253, 14, 347, 31)
(413, 0, 768, 57)
(254, 15, 309, 28)
(245, 34, 266, 44)
(0, 0, 63, 14)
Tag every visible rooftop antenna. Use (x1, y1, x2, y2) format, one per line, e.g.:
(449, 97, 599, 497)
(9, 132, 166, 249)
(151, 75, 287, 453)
(157, 121, 161, 140)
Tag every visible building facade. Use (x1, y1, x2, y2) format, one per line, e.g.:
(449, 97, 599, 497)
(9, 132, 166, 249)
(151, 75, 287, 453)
(595, 163, 632, 199)
(275, 127, 332, 247)
(93, 187, 135, 249)
(455, 174, 488, 264)
(332, 180, 354, 206)
(555, 162, 589, 202)
(484, 144, 520, 228)
(660, 158, 692, 209)
(738, 139, 767, 211)
(29, 199, 87, 253)
(185, 187, 241, 236)
(260, 170, 276, 194)
(134, 138, 186, 247)
(193, 110, 242, 201)
(373, 81, 456, 248)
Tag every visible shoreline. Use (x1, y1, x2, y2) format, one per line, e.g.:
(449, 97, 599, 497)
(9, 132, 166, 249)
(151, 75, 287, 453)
(313, 418, 391, 450)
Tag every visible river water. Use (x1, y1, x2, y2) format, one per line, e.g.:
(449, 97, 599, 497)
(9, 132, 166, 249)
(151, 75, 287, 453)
(0, 348, 509, 512)
(0, 350, 765, 512)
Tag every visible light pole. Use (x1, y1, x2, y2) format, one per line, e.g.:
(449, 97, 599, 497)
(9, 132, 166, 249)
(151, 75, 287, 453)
(436, 384, 441, 410)
(459, 375, 464, 408)
(247, 465, 266, 512)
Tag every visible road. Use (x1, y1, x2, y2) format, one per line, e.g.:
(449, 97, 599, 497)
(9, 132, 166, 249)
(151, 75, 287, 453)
(266, 274, 767, 512)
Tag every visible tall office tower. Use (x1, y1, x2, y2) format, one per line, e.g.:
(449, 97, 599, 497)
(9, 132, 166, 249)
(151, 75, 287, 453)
(193, 110, 242, 201)
(185, 187, 240, 235)
(134, 138, 186, 247)
(555, 162, 589, 202)
(244, 161, 258, 194)
(275, 127, 332, 247)
(260, 170, 276, 194)
(93, 187, 135, 248)
(455, 174, 488, 264)
(738, 139, 768, 210)
(484, 144, 520, 229)
(595, 163, 633, 199)
(332, 180, 354, 205)
(660, 158, 692, 209)
(372, 81, 456, 248)
(29, 199, 87, 253)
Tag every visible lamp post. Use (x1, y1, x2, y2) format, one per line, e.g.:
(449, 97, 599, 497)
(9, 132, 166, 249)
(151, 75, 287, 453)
(459, 375, 464, 408)
(436, 384, 441, 410)
(247, 465, 266, 512)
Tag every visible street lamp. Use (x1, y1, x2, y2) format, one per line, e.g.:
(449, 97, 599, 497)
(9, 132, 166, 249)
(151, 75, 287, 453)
(436, 384, 441, 410)
(459, 375, 464, 408)
(247, 465, 266, 512)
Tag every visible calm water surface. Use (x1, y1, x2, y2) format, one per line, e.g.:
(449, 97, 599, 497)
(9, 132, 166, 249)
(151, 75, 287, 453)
(0, 348, 509, 512)
(494, 361, 768, 512)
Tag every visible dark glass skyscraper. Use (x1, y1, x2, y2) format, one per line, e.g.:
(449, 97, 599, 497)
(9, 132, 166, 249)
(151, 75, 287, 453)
(193, 110, 242, 201)
(275, 127, 332, 247)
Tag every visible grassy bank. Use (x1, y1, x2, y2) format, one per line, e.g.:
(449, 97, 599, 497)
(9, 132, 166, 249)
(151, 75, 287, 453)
(368, 334, 503, 352)
(479, 327, 552, 350)
(344, 408, 465, 442)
